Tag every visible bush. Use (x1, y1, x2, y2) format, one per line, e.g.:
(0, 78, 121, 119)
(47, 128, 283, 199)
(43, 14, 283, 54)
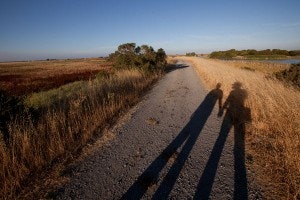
(186, 52, 197, 56)
(108, 43, 167, 72)
(275, 63, 300, 88)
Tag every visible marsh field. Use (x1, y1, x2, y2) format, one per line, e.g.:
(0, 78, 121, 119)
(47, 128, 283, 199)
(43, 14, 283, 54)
(0, 56, 299, 199)
(0, 58, 112, 96)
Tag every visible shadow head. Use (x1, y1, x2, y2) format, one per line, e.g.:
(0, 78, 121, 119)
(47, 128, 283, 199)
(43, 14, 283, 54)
(232, 82, 242, 89)
(216, 83, 221, 89)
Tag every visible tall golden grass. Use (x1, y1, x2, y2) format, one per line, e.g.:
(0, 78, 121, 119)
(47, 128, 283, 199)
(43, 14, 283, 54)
(213, 59, 290, 74)
(0, 69, 159, 199)
(177, 57, 300, 199)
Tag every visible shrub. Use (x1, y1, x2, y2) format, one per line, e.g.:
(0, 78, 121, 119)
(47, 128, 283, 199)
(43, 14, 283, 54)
(108, 43, 167, 72)
(186, 52, 197, 56)
(275, 63, 300, 88)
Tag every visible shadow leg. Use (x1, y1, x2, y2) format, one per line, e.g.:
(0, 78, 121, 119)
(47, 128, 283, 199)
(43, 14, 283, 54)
(234, 123, 248, 200)
(151, 127, 202, 199)
(121, 128, 190, 200)
(194, 115, 232, 200)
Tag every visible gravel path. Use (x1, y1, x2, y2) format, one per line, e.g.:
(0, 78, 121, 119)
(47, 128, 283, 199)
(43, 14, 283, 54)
(56, 62, 259, 200)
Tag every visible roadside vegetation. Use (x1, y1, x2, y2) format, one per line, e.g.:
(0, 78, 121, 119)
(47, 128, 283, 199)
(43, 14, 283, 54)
(210, 49, 300, 60)
(108, 43, 166, 72)
(175, 56, 300, 199)
(0, 43, 167, 199)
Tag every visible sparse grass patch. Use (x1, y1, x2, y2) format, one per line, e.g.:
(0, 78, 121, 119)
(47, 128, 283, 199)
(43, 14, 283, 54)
(177, 56, 300, 199)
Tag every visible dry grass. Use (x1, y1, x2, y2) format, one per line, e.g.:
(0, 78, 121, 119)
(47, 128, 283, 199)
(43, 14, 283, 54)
(166, 56, 178, 65)
(176, 56, 300, 199)
(0, 58, 112, 96)
(0, 69, 159, 199)
(214, 59, 290, 74)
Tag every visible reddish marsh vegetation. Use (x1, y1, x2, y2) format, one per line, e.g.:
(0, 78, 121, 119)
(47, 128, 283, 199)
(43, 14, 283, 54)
(0, 58, 111, 96)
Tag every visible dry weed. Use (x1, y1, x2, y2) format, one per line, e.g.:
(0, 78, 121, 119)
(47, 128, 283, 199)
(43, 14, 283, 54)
(0, 69, 159, 199)
(177, 56, 300, 199)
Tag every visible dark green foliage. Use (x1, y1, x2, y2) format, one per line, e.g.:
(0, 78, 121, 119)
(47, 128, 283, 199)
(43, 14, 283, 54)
(288, 50, 300, 56)
(0, 91, 25, 143)
(0, 91, 39, 144)
(209, 49, 300, 59)
(275, 63, 300, 88)
(186, 52, 197, 56)
(156, 48, 167, 67)
(108, 43, 167, 72)
(210, 49, 236, 59)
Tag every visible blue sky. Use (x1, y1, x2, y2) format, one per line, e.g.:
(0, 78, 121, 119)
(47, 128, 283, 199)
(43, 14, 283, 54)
(1, 0, 300, 61)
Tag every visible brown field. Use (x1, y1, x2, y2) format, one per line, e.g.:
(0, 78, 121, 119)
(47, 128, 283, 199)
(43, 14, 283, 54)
(175, 56, 300, 199)
(0, 58, 112, 96)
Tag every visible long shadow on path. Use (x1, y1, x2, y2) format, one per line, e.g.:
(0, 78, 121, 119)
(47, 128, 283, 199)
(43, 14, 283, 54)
(121, 85, 223, 200)
(194, 82, 250, 200)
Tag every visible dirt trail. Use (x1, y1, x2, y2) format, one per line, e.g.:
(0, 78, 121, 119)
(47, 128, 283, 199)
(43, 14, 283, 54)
(56, 62, 260, 199)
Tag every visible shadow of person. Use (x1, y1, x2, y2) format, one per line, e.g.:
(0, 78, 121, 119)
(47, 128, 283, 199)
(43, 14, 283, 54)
(121, 84, 223, 200)
(194, 82, 250, 200)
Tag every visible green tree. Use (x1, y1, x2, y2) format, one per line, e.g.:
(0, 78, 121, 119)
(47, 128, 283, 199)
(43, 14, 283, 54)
(156, 48, 167, 69)
(117, 43, 136, 54)
(186, 52, 197, 56)
(108, 43, 167, 72)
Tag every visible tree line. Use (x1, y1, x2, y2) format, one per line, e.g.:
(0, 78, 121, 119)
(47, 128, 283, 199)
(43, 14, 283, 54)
(186, 52, 197, 56)
(210, 49, 300, 59)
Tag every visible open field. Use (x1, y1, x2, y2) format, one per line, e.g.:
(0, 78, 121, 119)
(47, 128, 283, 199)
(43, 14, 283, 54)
(175, 56, 300, 199)
(0, 58, 112, 96)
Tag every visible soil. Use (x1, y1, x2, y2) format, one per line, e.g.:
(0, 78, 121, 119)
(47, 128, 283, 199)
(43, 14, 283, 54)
(54, 62, 262, 199)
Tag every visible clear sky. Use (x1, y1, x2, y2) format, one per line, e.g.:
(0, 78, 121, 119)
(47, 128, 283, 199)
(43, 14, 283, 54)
(1, 0, 300, 61)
